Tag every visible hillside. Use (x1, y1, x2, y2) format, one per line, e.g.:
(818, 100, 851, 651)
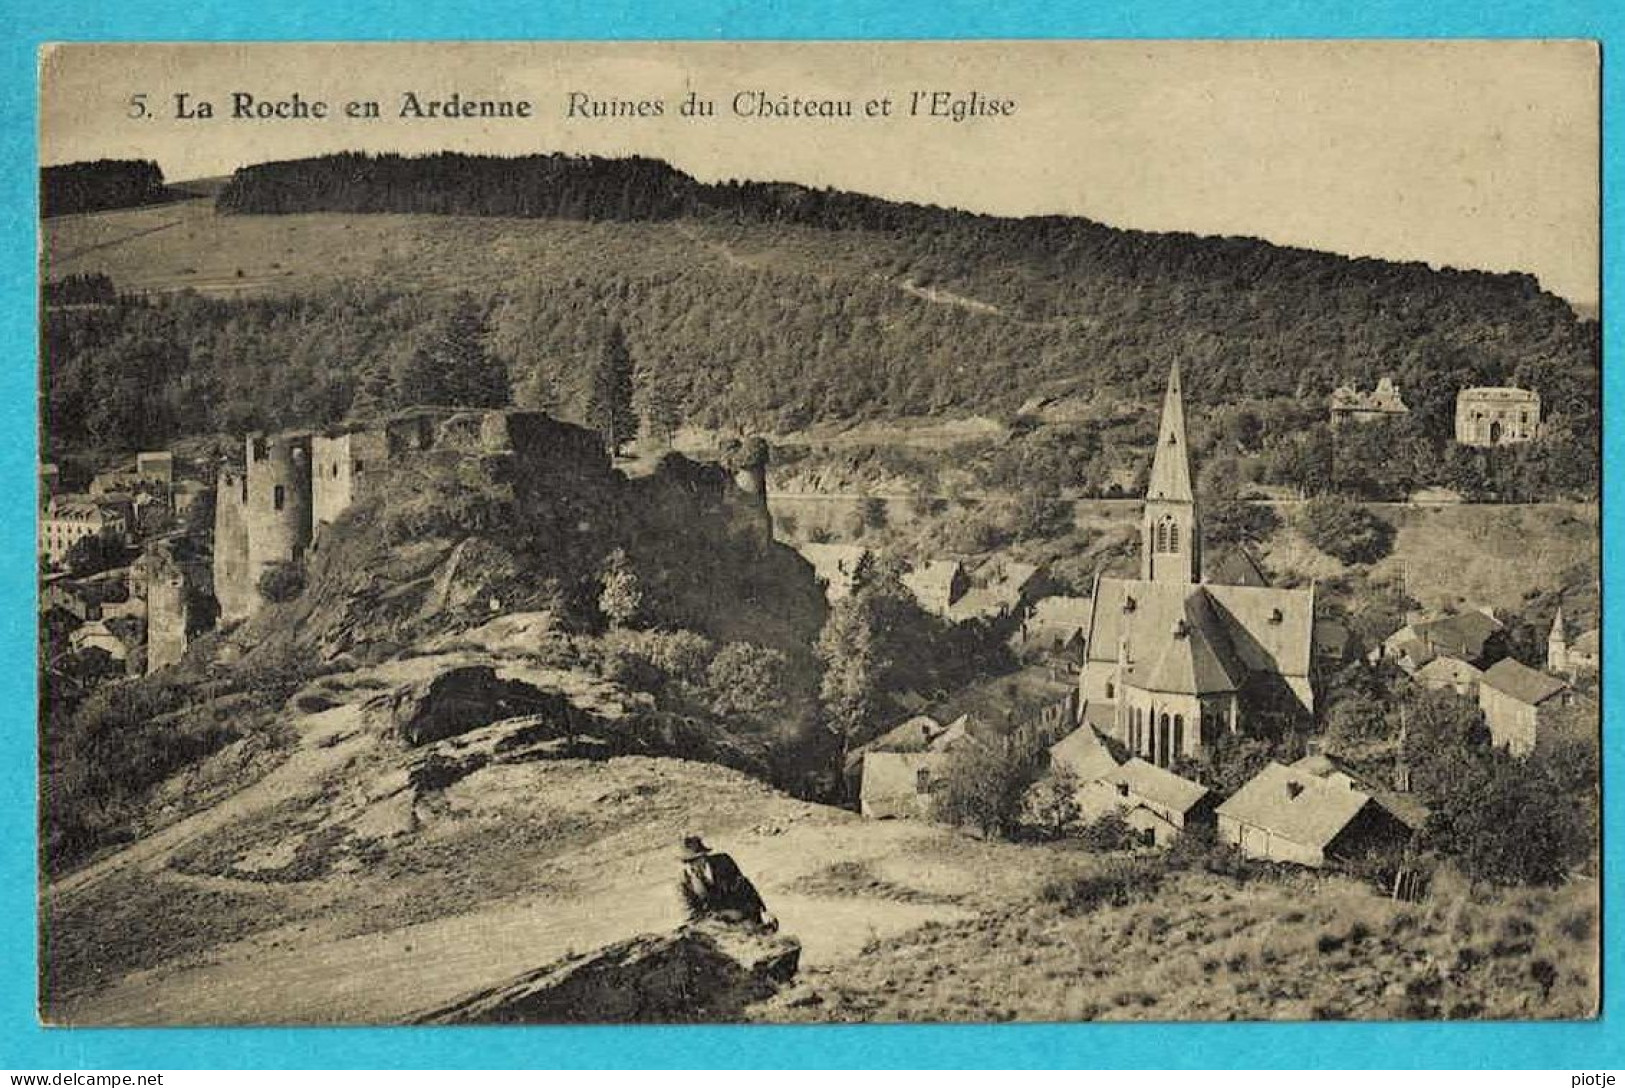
(41, 419, 834, 876)
(42, 153, 1598, 465)
(46, 662, 1596, 1024)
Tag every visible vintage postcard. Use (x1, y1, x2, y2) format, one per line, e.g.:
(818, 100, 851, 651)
(37, 40, 1600, 1026)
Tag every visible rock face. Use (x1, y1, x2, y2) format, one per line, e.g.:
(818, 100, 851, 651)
(379, 666, 562, 746)
(414, 922, 802, 1024)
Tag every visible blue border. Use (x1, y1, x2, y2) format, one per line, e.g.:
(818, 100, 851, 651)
(2, 0, 1618, 1070)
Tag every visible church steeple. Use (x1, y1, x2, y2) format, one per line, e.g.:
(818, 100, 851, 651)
(1142, 363, 1201, 583)
(1548, 603, 1569, 674)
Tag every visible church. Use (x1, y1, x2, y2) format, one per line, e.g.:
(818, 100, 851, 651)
(1077, 364, 1317, 769)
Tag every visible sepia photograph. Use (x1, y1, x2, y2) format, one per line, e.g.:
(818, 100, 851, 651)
(36, 40, 1601, 1027)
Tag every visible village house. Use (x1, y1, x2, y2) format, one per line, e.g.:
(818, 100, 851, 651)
(1076, 363, 1317, 769)
(1014, 595, 1093, 662)
(1048, 722, 1123, 813)
(1329, 377, 1409, 427)
(1290, 753, 1428, 836)
(944, 559, 1041, 626)
(1105, 758, 1213, 847)
(68, 618, 133, 664)
(853, 713, 995, 818)
(1047, 724, 1211, 846)
(1379, 609, 1506, 674)
(859, 751, 949, 820)
(1454, 387, 1540, 447)
(1216, 761, 1412, 868)
(1478, 657, 1570, 757)
(902, 559, 970, 617)
(1412, 655, 1483, 697)
(39, 496, 126, 566)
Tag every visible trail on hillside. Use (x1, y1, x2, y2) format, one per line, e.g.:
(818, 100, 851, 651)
(47, 702, 368, 902)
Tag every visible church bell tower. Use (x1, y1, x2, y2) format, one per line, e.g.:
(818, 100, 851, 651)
(1142, 363, 1201, 584)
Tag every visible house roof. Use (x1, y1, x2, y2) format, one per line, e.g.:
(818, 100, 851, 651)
(1112, 758, 1210, 814)
(1145, 364, 1194, 504)
(1027, 595, 1093, 634)
(1049, 724, 1120, 784)
(1413, 610, 1503, 660)
(1204, 544, 1271, 588)
(1081, 699, 1118, 733)
(796, 543, 870, 597)
(1413, 656, 1483, 686)
(1289, 753, 1428, 831)
(903, 559, 965, 608)
(1216, 762, 1373, 850)
(1572, 629, 1600, 656)
(860, 751, 947, 801)
(1480, 658, 1568, 707)
(1086, 577, 1315, 684)
(946, 561, 1043, 623)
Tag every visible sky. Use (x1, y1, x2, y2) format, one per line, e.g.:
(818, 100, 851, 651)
(39, 41, 1600, 305)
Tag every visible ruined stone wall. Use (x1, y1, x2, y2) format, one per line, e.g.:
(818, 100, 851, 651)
(312, 430, 391, 527)
(212, 468, 253, 622)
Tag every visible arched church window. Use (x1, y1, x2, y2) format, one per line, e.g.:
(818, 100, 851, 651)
(1168, 520, 1180, 553)
(1105, 680, 1114, 700)
(1173, 715, 1184, 757)
(1155, 521, 1168, 552)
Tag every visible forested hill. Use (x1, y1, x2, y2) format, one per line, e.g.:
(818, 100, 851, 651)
(42, 159, 169, 217)
(217, 152, 1574, 330)
(44, 151, 1597, 474)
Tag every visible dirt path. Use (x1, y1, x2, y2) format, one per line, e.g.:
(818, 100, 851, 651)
(47, 703, 368, 902)
(57, 821, 974, 1025)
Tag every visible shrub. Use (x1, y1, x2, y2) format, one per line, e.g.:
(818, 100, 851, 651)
(1039, 857, 1164, 914)
(257, 560, 307, 603)
(1077, 809, 1137, 852)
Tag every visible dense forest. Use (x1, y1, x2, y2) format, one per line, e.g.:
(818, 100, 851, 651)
(43, 151, 1598, 501)
(41, 159, 168, 217)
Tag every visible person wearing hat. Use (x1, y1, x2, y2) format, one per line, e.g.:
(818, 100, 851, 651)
(677, 834, 777, 931)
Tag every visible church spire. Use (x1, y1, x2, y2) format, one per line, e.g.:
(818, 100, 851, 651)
(1142, 362, 1201, 584)
(1548, 603, 1569, 674)
(1146, 362, 1194, 503)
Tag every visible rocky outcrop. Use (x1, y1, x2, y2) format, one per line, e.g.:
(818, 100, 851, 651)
(414, 922, 802, 1024)
(377, 665, 570, 746)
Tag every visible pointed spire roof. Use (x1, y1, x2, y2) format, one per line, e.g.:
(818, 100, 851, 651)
(1146, 363, 1194, 503)
(1550, 604, 1567, 641)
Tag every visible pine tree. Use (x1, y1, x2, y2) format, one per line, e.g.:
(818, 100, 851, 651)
(391, 295, 510, 409)
(585, 324, 638, 454)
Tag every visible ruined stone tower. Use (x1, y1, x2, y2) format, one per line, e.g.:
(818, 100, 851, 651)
(144, 558, 190, 673)
(213, 465, 253, 622)
(214, 432, 313, 622)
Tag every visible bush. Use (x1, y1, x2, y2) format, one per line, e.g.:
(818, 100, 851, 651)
(257, 560, 307, 603)
(1039, 857, 1164, 914)
(1297, 496, 1395, 565)
(1077, 809, 1137, 852)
